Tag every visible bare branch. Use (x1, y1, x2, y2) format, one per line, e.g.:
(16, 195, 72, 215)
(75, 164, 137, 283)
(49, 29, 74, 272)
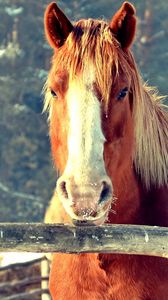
(0, 182, 42, 202)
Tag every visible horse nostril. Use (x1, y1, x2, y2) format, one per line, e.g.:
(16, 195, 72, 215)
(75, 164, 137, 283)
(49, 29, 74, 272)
(58, 180, 69, 199)
(99, 181, 112, 204)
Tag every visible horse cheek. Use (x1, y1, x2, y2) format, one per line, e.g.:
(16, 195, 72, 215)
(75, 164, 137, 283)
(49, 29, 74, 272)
(50, 101, 69, 174)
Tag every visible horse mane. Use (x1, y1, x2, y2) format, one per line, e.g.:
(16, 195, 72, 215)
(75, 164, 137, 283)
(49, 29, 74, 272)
(44, 18, 168, 189)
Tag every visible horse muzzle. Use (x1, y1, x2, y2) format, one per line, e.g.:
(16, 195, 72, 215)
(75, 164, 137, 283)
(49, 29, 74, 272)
(56, 176, 113, 225)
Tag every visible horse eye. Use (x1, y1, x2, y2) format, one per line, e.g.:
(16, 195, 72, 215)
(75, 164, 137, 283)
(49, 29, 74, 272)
(117, 87, 128, 100)
(50, 89, 57, 98)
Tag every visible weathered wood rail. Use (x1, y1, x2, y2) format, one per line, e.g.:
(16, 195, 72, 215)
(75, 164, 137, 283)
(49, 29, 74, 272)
(0, 223, 167, 258)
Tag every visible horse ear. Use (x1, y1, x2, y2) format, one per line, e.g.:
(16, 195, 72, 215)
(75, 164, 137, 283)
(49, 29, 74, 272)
(44, 2, 73, 48)
(110, 2, 136, 49)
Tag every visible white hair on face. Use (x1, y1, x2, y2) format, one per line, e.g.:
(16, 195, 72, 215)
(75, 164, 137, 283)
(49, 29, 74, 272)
(63, 65, 106, 183)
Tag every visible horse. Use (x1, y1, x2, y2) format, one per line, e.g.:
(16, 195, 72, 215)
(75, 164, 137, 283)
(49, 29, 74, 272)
(43, 2, 168, 299)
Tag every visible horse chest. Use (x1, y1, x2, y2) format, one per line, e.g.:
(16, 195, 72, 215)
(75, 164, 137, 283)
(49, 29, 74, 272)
(100, 254, 168, 300)
(49, 253, 168, 300)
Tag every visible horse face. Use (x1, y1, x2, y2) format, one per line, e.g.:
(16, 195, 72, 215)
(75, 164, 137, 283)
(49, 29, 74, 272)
(48, 66, 112, 225)
(47, 63, 134, 225)
(44, 2, 136, 225)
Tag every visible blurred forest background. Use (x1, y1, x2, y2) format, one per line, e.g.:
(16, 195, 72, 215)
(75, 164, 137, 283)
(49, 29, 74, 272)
(0, 0, 167, 222)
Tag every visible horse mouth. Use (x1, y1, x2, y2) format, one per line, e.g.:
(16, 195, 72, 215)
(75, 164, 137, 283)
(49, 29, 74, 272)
(62, 200, 111, 226)
(72, 213, 108, 226)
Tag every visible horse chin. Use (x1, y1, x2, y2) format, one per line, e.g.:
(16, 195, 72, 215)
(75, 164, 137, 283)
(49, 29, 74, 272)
(72, 214, 107, 226)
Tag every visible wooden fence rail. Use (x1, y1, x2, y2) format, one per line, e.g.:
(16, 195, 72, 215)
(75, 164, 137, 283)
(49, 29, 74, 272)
(0, 223, 167, 258)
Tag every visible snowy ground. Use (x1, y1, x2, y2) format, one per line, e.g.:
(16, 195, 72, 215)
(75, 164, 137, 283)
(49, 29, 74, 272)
(0, 252, 44, 266)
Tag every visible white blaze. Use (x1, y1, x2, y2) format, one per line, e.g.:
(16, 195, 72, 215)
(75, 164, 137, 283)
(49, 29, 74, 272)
(63, 66, 106, 183)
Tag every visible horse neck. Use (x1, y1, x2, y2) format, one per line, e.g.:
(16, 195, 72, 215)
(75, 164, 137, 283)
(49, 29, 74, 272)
(106, 144, 168, 226)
